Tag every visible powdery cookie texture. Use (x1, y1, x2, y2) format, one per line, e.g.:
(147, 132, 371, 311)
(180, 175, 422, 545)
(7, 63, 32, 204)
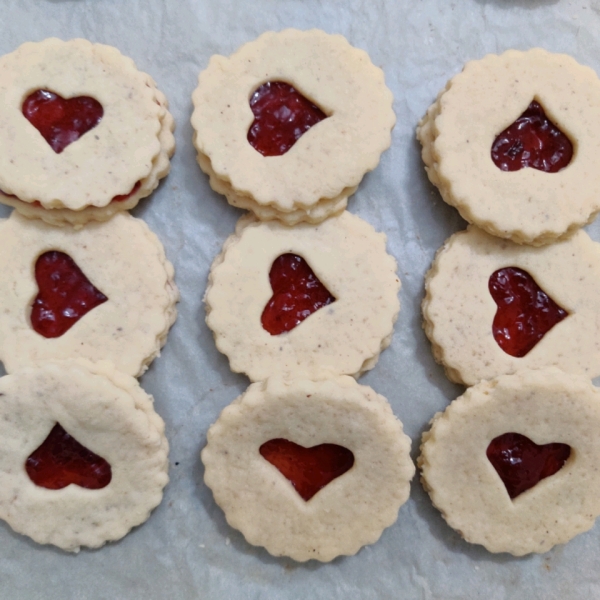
(0, 211, 178, 377)
(205, 211, 400, 381)
(417, 49, 600, 245)
(0, 38, 175, 226)
(423, 225, 600, 386)
(202, 377, 414, 562)
(0, 359, 169, 552)
(191, 29, 395, 224)
(419, 368, 600, 555)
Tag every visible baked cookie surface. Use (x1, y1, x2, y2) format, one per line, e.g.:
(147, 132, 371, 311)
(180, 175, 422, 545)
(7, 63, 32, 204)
(419, 368, 600, 555)
(0, 211, 178, 377)
(423, 225, 600, 385)
(202, 376, 414, 562)
(205, 212, 400, 381)
(192, 29, 395, 224)
(417, 49, 600, 245)
(0, 359, 169, 552)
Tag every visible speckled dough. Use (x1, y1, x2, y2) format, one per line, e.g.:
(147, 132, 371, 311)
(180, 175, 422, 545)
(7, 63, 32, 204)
(205, 211, 400, 381)
(417, 49, 600, 245)
(0, 360, 169, 552)
(202, 377, 414, 562)
(0, 38, 174, 219)
(423, 225, 600, 385)
(0, 211, 178, 377)
(419, 368, 600, 555)
(191, 29, 395, 224)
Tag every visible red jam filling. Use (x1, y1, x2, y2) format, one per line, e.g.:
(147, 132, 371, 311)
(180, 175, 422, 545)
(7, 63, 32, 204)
(112, 180, 141, 202)
(22, 89, 103, 154)
(259, 438, 354, 501)
(247, 81, 327, 157)
(31, 251, 108, 339)
(26, 423, 112, 490)
(489, 267, 568, 358)
(261, 253, 335, 335)
(487, 432, 570, 499)
(491, 100, 573, 173)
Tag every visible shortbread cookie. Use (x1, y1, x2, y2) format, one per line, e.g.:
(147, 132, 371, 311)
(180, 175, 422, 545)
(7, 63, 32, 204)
(419, 368, 600, 555)
(0, 38, 175, 226)
(205, 212, 400, 381)
(417, 49, 600, 245)
(0, 211, 178, 376)
(192, 29, 395, 224)
(202, 377, 414, 562)
(423, 225, 600, 385)
(0, 359, 169, 552)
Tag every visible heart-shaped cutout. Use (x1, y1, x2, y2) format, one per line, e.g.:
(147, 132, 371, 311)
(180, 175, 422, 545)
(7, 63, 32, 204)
(260, 438, 354, 501)
(487, 432, 570, 499)
(31, 250, 108, 339)
(491, 100, 573, 173)
(261, 253, 335, 335)
(22, 89, 103, 154)
(26, 423, 112, 490)
(489, 267, 568, 357)
(247, 81, 328, 157)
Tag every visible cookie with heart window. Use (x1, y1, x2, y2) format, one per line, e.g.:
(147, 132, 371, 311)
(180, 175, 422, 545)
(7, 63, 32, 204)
(205, 211, 400, 381)
(191, 29, 395, 225)
(422, 225, 600, 386)
(419, 368, 600, 555)
(201, 376, 414, 562)
(0, 211, 178, 377)
(417, 48, 600, 245)
(0, 38, 175, 227)
(0, 359, 168, 552)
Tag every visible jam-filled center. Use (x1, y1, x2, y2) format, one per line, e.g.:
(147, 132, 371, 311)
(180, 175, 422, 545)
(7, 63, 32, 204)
(247, 81, 328, 157)
(259, 438, 354, 501)
(489, 267, 568, 358)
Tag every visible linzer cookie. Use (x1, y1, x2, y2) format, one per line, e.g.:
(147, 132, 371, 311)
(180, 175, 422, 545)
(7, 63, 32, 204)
(0, 38, 175, 227)
(205, 212, 400, 381)
(191, 29, 395, 224)
(0, 359, 168, 552)
(419, 368, 600, 555)
(202, 377, 414, 562)
(0, 211, 178, 377)
(417, 49, 600, 245)
(422, 225, 600, 386)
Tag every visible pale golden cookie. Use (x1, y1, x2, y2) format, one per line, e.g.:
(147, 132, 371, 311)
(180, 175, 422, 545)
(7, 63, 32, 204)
(0, 359, 169, 552)
(419, 368, 600, 555)
(417, 49, 600, 245)
(191, 29, 394, 224)
(205, 212, 400, 381)
(423, 226, 600, 385)
(202, 377, 414, 562)
(0, 211, 178, 377)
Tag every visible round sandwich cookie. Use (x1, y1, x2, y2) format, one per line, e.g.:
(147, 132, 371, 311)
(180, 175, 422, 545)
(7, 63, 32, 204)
(419, 368, 600, 556)
(192, 29, 395, 225)
(202, 376, 415, 562)
(417, 49, 600, 245)
(205, 211, 400, 381)
(0, 359, 169, 552)
(0, 211, 178, 377)
(0, 38, 175, 227)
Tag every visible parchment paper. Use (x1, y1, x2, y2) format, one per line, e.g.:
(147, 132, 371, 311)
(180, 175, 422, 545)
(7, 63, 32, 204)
(1, 0, 599, 598)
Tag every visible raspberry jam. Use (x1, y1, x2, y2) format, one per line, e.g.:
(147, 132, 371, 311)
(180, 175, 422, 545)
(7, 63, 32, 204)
(22, 89, 103, 154)
(491, 100, 573, 173)
(26, 423, 112, 490)
(259, 438, 354, 501)
(113, 181, 141, 202)
(487, 432, 570, 499)
(31, 251, 108, 339)
(247, 81, 327, 157)
(261, 253, 335, 335)
(489, 267, 568, 358)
